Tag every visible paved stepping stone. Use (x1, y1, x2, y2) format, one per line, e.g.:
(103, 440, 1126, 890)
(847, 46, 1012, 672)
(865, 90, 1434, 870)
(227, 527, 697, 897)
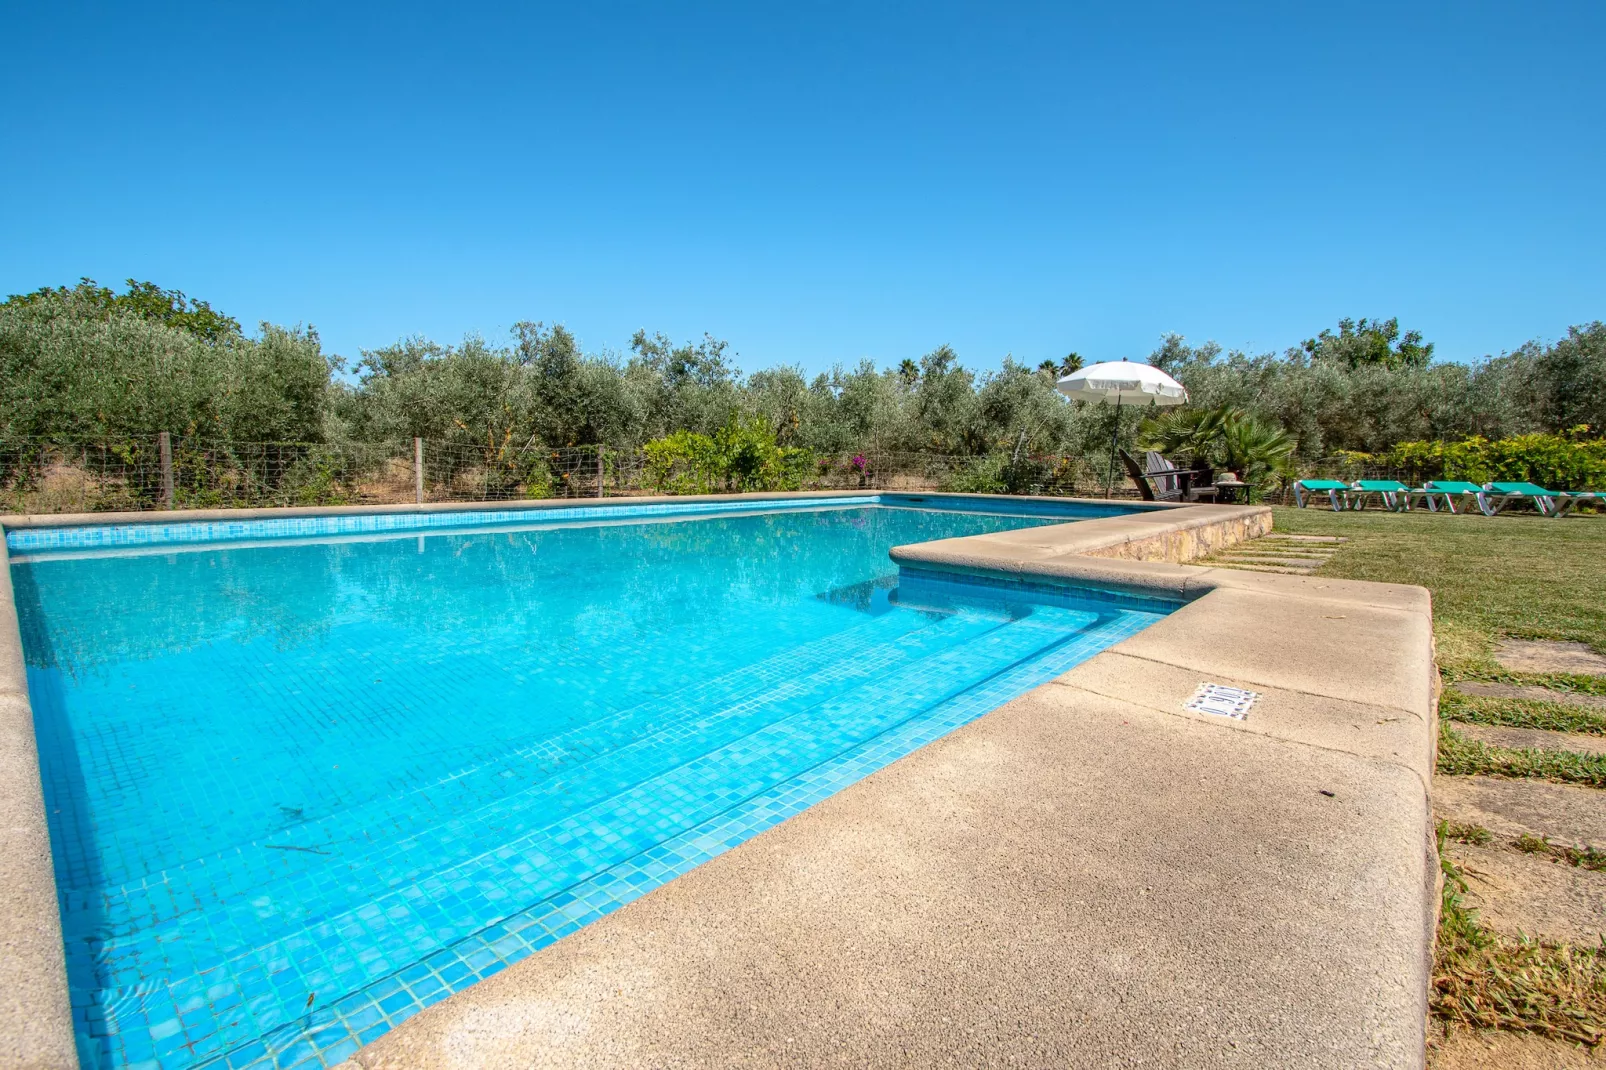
(1435, 775, 1606, 849)
(1201, 533, 1347, 575)
(1456, 680, 1606, 711)
(1455, 723, 1606, 757)
(1495, 639, 1606, 676)
(1441, 840, 1606, 945)
(1429, 1024, 1606, 1069)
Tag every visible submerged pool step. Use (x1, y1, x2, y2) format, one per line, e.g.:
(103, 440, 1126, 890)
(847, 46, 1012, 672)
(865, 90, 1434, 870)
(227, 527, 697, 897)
(80, 606, 1097, 1065)
(95, 606, 1044, 954)
(74, 606, 961, 924)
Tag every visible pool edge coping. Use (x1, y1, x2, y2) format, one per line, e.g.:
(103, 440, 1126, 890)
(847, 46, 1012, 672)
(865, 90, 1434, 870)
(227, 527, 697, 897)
(0, 490, 1184, 1069)
(4, 492, 1437, 1070)
(0, 489, 1172, 532)
(341, 497, 1438, 1069)
(0, 533, 77, 1070)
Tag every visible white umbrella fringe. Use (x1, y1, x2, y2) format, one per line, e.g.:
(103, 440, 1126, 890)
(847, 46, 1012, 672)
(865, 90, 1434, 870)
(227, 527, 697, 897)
(1054, 361, 1189, 498)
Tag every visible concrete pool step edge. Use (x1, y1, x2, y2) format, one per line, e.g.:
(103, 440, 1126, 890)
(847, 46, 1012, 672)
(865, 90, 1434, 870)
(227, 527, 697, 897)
(343, 515, 1439, 1069)
(339, 606, 1437, 1070)
(72, 609, 981, 912)
(0, 495, 1382, 1070)
(0, 538, 76, 1070)
(83, 613, 1076, 974)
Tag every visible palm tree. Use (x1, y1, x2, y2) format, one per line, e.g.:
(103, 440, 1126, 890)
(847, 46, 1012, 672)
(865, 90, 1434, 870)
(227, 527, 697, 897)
(1138, 407, 1232, 463)
(1139, 405, 1298, 494)
(1219, 414, 1297, 486)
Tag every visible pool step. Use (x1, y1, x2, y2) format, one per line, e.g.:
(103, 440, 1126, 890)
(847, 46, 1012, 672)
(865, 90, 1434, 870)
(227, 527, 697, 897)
(1202, 533, 1348, 576)
(78, 605, 1106, 1063)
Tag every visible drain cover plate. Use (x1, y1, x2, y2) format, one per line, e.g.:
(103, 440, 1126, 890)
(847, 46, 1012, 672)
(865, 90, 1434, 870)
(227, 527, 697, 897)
(1185, 683, 1259, 720)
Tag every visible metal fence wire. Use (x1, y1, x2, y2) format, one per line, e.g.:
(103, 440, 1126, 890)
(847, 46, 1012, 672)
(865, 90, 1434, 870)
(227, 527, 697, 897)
(0, 436, 1163, 514)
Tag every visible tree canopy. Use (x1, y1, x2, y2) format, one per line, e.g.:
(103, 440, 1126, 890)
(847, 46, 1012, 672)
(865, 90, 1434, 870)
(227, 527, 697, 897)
(1, 279, 1600, 473)
(3, 278, 242, 343)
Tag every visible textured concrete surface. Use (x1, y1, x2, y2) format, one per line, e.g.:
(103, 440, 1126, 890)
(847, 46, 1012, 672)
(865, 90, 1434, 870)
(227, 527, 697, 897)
(347, 687, 1431, 1070)
(1434, 776, 1606, 849)
(0, 539, 77, 1070)
(345, 508, 1436, 1070)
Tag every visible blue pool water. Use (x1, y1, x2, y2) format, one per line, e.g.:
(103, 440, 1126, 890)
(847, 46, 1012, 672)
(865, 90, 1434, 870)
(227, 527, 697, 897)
(10, 498, 1172, 1069)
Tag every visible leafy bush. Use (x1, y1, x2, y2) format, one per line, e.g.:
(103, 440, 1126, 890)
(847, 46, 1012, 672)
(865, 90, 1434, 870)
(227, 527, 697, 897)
(938, 454, 1008, 493)
(0, 292, 330, 445)
(643, 417, 812, 493)
(1339, 431, 1606, 489)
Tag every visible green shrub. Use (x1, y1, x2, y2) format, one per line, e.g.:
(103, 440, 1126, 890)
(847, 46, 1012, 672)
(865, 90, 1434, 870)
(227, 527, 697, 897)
(1339, 431, 1606, 489)
(642, 417, 811, 494)
(938, 455, 1008, 493)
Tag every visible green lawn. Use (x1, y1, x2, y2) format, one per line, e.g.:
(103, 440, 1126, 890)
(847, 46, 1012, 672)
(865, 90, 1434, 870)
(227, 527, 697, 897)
(1274, 506, 1606, 1046)
(1271, 506, 1606, 675)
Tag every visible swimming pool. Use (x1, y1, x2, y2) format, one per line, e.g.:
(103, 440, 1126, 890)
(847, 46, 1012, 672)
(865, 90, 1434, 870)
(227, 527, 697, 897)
(9, 496, 1174, 1069)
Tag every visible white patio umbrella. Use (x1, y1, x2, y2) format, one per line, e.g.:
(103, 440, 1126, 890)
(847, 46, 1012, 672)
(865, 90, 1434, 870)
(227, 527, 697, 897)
(1056, 359, 1189, 498)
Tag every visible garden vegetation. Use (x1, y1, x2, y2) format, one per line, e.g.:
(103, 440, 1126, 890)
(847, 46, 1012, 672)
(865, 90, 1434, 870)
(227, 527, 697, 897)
(1, 278, 1602, 499)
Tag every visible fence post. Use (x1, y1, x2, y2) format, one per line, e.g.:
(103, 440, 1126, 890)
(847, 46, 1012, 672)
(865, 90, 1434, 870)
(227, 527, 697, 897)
(596, 447, 605, 499)
(414, 437, 424, 504)
(158, 432, 174, 509)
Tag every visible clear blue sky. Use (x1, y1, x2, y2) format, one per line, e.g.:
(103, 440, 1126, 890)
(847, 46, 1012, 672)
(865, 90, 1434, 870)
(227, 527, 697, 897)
(3, 1, 1601, 374)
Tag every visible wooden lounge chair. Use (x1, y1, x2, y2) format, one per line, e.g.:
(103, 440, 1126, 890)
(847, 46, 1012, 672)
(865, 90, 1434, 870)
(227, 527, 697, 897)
(1119, 450, 1217, 502)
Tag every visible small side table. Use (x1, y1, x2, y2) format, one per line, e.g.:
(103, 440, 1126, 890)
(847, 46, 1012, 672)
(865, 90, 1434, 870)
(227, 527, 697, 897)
(1213, 480, 1251, 504)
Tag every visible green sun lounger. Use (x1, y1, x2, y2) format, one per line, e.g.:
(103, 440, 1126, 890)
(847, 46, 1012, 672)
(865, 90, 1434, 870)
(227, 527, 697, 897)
(1479, 481, 1565, 516)
(1291, 478, 1350, 509)
(1348, 479, 1412, 511)
(1550, 490, 1603, 517)
(1406, 480, 1485, 514)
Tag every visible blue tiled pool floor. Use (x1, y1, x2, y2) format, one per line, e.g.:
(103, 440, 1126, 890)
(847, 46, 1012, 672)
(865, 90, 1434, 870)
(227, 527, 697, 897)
(12, 503, 1170, 1069)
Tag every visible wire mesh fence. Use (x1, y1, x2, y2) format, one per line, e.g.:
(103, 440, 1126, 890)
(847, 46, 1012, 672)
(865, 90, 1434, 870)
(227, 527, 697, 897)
(0, 436, 1154, 514)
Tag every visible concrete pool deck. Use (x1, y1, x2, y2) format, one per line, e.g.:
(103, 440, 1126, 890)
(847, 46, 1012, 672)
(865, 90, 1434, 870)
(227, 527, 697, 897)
(0, 493, 1437, 1069)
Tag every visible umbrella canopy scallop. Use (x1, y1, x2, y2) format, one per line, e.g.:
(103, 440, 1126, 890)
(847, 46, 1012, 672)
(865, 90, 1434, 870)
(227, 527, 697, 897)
(1056, 360, 1188, 407)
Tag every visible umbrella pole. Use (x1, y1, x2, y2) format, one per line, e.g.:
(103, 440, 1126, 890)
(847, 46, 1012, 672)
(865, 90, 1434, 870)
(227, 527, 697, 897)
(1105, 392, 1122, 498)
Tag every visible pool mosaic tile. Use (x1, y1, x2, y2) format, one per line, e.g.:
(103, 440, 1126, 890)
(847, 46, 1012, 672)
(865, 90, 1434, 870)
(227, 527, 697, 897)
(11, 503, 1168, 1068)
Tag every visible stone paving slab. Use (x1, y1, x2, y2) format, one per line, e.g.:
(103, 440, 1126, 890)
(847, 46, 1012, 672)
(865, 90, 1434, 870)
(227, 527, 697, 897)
(1444, 841, 1606, 944)
(1494, 640, 1606, 676)
(1455, 680, 1606, 711)
(1430, 1024, 1606, 1068)
(1455, 723, 1606, 757)
(1434, 775, 1606, 848)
